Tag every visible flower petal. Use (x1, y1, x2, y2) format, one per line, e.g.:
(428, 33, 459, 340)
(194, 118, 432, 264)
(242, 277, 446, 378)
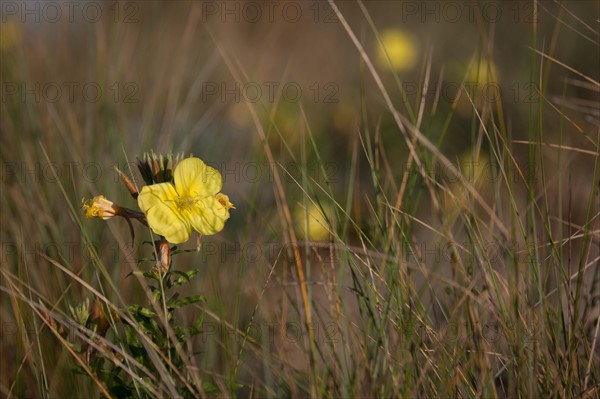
(138, 183, 191, 243)
(187, 197, 229, 236)
(137, 183, 178, 213)
(146, 202, 191, 244)
(174, 157, 222, 198)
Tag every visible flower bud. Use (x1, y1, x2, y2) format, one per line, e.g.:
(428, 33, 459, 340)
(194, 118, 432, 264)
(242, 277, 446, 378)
(155, 239, 172, 273)
(137, 150, 185, 185)
(115, 167, 139, 199)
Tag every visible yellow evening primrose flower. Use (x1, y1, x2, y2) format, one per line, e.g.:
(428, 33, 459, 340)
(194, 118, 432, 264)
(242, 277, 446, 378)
(137, 157, 233, 244)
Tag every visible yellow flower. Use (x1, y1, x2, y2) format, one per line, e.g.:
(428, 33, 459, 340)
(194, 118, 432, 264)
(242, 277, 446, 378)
(0, 20, 22, 53)
(293, 203, 331, 242)
(466, 58, 499, 86)
(137, 157, 233, 244)
(376, 29, 418, 72)
(83, 195, 121, 220)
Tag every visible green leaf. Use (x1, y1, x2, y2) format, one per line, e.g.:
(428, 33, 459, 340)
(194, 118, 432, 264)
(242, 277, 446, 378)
(187, 314, 205, 337)
(129, 304, 157, 318)
(171, 248, 197, 255)
(201, 381, 220, 394)
(167, 295, 205, 309)
(170, 269, 200, 286)
(124, 324, 142, 349)
(142, 271, 161, 281)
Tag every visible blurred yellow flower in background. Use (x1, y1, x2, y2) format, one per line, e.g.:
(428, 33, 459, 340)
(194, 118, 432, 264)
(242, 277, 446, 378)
(459, 150, 491, 186)
(443, 150, 493, 213)
(137, 157, 233, 244)
(0, 20, 22, 52)
(376, 29, 418, 72)
(467, 58, 499, 85)
(455, 57, 500, 116)
(294, 203, 332, 242)
(333, 102, 358, 133)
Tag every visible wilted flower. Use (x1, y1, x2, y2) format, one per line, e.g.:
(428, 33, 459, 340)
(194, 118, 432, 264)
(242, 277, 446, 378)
(85, 299, 121, 364)
(88, 299, 120, 335)
(82, 195, 121, 220)
(137, 157, 233, 244)
(82, 194, 147, 243)
(40, 302, 64, 336)
(216, 193, 235, 211)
